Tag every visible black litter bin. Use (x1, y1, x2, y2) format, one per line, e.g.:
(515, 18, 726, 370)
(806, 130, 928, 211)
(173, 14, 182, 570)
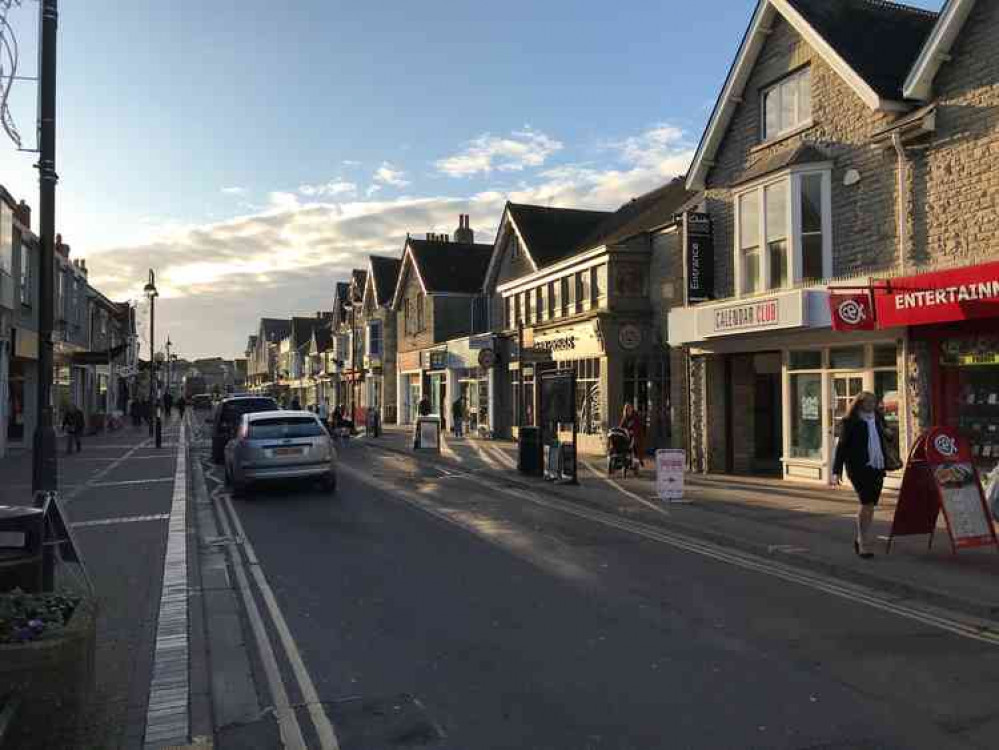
(518, 427, 544, 477)
(0, 505, 45, 593)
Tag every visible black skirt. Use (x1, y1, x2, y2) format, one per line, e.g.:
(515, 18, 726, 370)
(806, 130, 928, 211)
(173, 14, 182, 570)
(850, 466, 886, 506)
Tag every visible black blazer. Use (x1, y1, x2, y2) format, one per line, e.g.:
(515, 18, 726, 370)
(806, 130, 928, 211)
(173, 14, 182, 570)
(833, 412, 888, 477)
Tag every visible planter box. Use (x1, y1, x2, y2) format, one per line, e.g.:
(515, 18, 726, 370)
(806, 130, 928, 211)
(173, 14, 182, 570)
(0, 598, 96, 750)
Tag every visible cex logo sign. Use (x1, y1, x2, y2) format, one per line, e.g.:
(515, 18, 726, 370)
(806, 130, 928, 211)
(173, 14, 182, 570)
(933, 433, 959, 458)
(828, 292, 876, 331)
(837, 298, 867, 325)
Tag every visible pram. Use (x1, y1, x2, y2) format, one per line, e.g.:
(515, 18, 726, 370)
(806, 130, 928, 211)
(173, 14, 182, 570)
(607, 427, 638, 477)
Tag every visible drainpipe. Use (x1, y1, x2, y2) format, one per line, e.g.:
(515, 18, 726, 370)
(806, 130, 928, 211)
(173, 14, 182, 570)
(891, 131, 913, 457)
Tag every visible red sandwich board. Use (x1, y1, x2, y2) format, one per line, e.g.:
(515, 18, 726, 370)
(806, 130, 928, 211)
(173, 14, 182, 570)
(887, 427, 998, 554)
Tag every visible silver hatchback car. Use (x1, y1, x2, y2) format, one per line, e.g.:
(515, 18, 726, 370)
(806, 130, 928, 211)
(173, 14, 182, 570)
(224, 411, 337, 495)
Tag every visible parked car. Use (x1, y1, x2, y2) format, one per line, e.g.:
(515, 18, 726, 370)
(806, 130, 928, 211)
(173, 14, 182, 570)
(191, 394, 213, 411)
(224, 411, 337, 495)
(210, 395, 280, 463)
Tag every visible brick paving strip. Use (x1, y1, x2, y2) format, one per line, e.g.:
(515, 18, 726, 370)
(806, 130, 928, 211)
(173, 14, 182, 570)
(143, 425, 191, 748)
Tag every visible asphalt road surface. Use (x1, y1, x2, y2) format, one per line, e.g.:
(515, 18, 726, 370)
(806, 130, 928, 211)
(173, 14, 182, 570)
(204, 440, 999, 750)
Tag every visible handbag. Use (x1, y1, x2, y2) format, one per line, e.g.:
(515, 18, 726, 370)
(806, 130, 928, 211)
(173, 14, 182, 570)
(883, 424, 903, 472)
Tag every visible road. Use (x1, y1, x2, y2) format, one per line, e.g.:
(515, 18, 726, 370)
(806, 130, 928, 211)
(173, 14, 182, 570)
(198, 436, 999, 750)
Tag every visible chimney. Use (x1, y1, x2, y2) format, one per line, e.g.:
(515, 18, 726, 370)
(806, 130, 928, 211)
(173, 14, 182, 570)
(453, 213, 474, 244)
(56, 234, 70, 258)
(16, 200, 31, 230)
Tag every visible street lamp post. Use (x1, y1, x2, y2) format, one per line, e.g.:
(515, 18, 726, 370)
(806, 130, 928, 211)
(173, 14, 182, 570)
(31, 0, 60, 496)
(143, 270, 160, 447)
(165, 335, 172, 396)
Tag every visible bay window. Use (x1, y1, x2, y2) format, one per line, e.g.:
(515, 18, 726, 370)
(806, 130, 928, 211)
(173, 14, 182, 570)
(366, 320, 382, 357)
(734, 168, 831, 296)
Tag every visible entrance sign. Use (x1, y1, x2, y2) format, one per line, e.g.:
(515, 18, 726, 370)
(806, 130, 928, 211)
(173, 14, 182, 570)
(655, 449, 685, 501)
(888, 427, 997, 553)
(683, 211, 714, 303)
(875, 260, 999, 328)
(829, 292, 875, 331)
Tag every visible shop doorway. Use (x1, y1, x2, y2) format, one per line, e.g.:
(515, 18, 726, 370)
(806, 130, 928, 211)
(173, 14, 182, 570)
(753, 373, 782, 474)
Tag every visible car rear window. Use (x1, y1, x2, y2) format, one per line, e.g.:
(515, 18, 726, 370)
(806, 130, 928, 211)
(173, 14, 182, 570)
(222, 399, 278, 422)
(249, 417, 325, 439)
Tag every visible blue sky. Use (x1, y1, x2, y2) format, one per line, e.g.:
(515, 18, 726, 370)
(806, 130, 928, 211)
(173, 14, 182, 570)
(0, 0, 942, 357)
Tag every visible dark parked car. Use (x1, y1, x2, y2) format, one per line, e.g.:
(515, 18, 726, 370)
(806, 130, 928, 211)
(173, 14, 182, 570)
(210, 396, 280, 463)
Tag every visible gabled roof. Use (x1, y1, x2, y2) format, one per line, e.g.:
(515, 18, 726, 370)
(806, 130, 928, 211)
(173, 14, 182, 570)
(904, 0, 977, 101)
(506, 203, 611, 268)
(368, 255, 402, 307)
(687, 0, 939, 191)
(787, 0, 938, 100)
(391, 237, 493, 308)
(291, 316, 326, 347)
(259, 318, 291, 343)
(579, 177, 697, 249)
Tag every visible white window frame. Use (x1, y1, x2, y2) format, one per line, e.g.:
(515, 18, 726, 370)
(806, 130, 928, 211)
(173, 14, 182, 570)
(733, 165, 832, 297)
(761, 66, 812, 142)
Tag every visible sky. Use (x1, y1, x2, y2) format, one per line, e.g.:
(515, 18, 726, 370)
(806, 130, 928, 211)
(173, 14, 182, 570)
(0, 0, 942, 359)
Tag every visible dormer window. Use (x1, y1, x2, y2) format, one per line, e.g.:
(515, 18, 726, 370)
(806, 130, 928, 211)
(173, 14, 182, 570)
(762, 67, 811, 142)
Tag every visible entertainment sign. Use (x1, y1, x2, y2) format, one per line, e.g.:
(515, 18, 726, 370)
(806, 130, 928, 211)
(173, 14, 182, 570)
(875, 260, 999, 328)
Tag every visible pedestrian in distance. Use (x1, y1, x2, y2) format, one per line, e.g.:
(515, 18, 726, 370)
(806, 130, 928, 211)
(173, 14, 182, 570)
(291, 396, 302, 411)
(620, 403, 644, 469)
(163, 391, 174, 418)
(832, 391, 894, 559)
(451, 398, 464, 438)
(318, 398, 330, 431)
(176, 395, 187, 419)
(418, 395, 431, 417)
(62, 403, 85, 454)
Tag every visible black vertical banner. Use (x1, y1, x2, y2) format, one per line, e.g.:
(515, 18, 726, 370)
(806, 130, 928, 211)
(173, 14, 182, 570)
(684, 211, 714, 303)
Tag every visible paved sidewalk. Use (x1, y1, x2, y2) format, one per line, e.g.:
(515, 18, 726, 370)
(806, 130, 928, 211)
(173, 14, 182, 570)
(0, 417, 186, 749)
(356, 425, 999, 623)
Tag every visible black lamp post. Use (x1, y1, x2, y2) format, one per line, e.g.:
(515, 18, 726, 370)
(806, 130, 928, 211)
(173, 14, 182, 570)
(143, 270, 161, 446)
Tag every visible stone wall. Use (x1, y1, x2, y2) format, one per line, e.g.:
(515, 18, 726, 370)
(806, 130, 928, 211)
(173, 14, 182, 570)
(704, 15, 900, 299)
(910, 0, 999, 271)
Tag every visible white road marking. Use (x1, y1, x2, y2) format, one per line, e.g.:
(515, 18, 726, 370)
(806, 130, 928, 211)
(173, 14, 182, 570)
(220, 490, 341, 750)
(144, 425, 190, 746)
(91, 476, 175, 487)
(63, 436, 153, 506)
(342, 461, 999, 647)
(207, 478, 308, 750)
(71, 513, 170, 528)
(580, 457, 670, 518)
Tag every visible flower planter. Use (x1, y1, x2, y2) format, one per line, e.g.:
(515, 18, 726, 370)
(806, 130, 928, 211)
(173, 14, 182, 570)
(0, 597, 96, 750)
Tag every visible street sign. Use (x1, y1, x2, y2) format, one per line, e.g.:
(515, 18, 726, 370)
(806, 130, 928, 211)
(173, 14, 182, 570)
(415, 417, 441, 452)
(477, 348, 496, 368)
(655, 449, 685, 501)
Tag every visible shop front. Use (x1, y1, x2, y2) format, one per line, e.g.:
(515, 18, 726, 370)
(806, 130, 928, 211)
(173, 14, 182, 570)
(670, 289, 906, 484)
(874, 261, 999, 476)
(397, 350, 422, 425)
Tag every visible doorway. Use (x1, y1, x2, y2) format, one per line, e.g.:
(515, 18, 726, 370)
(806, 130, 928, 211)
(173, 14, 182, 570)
(753, 373, 782, 475)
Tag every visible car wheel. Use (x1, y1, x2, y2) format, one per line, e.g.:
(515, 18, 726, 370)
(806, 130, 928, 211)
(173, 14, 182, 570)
(320, 472, 337, 494)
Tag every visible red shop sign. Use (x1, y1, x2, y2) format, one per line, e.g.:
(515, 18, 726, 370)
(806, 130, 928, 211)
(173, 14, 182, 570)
(828, 292, 875, 331)
(875, 260, 999, 328)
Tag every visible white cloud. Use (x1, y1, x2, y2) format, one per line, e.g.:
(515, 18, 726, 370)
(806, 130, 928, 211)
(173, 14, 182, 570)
(221, 186, 247, 195)
(298, 180, 357, 198)
(85, 123, 693, 359)
(373, 162, 409, 187)
(436, 127, 563, 178)
(342, 159, 362, 167)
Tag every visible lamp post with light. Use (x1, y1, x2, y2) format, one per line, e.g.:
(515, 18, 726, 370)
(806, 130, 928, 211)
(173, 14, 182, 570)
(143, 270, 161, 446)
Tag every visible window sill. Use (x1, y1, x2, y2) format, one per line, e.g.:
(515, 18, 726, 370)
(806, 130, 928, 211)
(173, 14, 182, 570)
(751, 120, 816, 155)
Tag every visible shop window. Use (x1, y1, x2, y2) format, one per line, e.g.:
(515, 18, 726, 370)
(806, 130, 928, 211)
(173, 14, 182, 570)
(551, 280, 561, 318)
(789, 350, 822, 370)
(762, 67, 811, 141)
(800, 173, 825, 281)
(872, 343, 898, 368)
(790, 373, 822, 459)
(874, 371, 900, 430)
(366, 321, 382, 357)
(829, 346, 864, 370)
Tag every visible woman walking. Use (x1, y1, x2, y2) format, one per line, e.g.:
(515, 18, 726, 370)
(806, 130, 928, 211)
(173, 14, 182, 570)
(620, 403, 645, 469)
(832, 391, 889, 559)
